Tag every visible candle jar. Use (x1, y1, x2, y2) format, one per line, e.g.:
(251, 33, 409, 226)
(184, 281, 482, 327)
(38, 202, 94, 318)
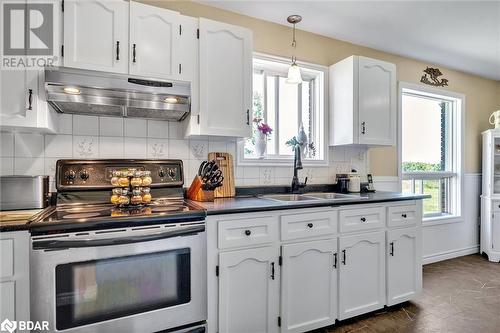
(110, 171, 120, 186)
(110, 188, 121, 205)
(119, 189, 130, 205)
(141, 188, 152, 204)
(142, 171, 152, 186)
(131, 189, 143, 205)
(130, 171, 143, 187)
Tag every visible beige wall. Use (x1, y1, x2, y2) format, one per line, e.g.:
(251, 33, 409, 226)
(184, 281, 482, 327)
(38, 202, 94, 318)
(144, 0, 500, 175)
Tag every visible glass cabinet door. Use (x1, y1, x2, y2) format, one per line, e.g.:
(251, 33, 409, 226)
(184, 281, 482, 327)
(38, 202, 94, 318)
(493, 137, 500, 195)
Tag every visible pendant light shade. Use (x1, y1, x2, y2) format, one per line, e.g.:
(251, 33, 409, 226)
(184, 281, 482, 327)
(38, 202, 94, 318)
(286, 61, 303, 84)
(286, 15, 303, 85)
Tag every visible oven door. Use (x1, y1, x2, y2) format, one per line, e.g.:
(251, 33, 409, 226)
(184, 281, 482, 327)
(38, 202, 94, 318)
(30, 223, 206, 333)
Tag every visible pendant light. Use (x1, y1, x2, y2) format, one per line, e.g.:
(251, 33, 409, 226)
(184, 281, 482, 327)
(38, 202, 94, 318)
(286, 14, 303, 84)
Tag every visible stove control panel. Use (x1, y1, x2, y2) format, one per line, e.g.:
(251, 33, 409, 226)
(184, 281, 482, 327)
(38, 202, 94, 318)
(56, 159, 184, 191)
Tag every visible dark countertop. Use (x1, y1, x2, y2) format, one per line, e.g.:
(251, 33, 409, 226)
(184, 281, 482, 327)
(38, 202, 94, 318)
(0, 209, 42, 232)
(190, 191, 430, 215)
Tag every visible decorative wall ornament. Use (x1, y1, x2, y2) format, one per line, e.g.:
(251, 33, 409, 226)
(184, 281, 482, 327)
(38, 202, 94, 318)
(420, 67, 449, 87)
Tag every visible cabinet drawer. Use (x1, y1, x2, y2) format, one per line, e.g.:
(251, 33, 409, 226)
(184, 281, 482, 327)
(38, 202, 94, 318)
(280, 210, 337, 241)
(0, 239, 14, 279)
(218, 216, 277, 249)
(339, 206, 385, 233)
(388, 205, 418, 227)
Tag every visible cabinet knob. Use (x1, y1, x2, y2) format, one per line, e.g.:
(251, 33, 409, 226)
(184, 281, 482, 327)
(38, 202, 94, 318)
(402, 214, 407, 218)
(307, 223, 313, 228)
(244, 229, 251, 236)
(360, 217, 367, 222)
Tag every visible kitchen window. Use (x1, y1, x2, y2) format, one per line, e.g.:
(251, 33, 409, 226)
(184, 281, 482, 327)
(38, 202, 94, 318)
(238, 54, 327, 165)
(400, 84, 464, 221)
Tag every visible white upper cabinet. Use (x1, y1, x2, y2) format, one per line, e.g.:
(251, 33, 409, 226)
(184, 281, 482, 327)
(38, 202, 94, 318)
(192, 18, 252, 138)
(281, 239, 337, 333)
(129, 2, 180, 79)
(218, 246, 279, 333)
(329, 55, 396, 146)
(387, 227, 422, 306)
(338, 231, 386, 320)
(0, 70, 57, 133)
(64, 0, 129, 73)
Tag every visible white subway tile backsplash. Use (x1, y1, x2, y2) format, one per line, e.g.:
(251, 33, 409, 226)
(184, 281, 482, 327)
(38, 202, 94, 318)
(259, 167, 274, 185)
(147, 138, 169, 159)
(45, 135, 73, 157)
(124, 138, 147, 158)
(168, 122, 183, 139)
(73, 115, 99, 136)
(124, 119, 147, 137)
(58, 114, 73, 135)
(0, 158, 14, 175)
(243, 166, 259, 179)
(208, 139, 227, 153)
(147, 120, 169, 139)
(14, 157, 44, 175)
(0, 132, 14, 157)
(169, 139, 189, 159)
(14, 133, 44, 157)
(44, 157, 59, 178)
(99, 117, 124, 137)
(99, 136, 124, 158)
(73, 136, 98, 158)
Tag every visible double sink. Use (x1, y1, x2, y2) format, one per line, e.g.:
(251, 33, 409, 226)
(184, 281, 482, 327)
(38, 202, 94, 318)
(261, 192, 368, 202)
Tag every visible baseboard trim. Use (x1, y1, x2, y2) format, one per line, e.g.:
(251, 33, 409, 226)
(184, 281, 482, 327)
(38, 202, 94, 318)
(423, 245, 479, 265)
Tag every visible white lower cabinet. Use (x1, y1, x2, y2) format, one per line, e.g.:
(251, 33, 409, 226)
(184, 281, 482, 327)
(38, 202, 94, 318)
(281, 239, 337, 333)
(387, 227, 422, 305)
(338, 231, 386, 320)
(0, 231, 30, 329)
(208, 202, 422, 333)
(218, 246, 280, 333)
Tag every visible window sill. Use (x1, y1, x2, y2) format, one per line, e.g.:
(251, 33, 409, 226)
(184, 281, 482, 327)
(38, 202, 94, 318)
(423, 214, 463, 226)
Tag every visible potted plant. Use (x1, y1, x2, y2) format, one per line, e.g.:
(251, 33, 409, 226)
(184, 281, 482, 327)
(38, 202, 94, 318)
(254, 118, 273, 159)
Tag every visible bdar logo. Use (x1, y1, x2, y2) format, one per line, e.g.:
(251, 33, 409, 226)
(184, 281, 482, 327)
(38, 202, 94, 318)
(0, 319, 17, 333)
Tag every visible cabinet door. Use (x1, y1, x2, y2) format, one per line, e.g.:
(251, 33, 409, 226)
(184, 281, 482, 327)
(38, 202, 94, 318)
(64, 0, 128, 73)
(0, 70, 34, 127)
(129, 2, 180, 79)
(281, 239, 337, 333)
(219, 247, 279, 333)
(357, 56, 396, 145)
(492, 212, 500, 251)
(339, 231, 386, 320)
(387, 228, 422, 306)
(198, 18, 252, 137)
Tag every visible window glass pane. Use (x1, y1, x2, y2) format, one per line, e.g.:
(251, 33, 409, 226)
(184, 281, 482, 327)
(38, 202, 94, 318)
(244, 72, 264, 157)
(403, 177, 452, 216)
(402, 180, 412, 194)
(278, 77, 298, 156)
(301, 81, 311, 141)
(402, 94, 449, 172)
(266, 76, 276, 155)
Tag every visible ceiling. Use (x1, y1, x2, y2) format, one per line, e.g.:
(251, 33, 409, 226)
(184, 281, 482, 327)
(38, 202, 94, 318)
(198, 1, 500, 81)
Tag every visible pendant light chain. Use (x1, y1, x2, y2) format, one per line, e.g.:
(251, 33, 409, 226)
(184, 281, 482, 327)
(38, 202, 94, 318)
(291, 22, 297, 64)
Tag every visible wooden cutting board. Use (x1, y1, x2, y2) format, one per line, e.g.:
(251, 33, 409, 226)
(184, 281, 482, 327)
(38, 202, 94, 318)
(208, 152, 235, 198)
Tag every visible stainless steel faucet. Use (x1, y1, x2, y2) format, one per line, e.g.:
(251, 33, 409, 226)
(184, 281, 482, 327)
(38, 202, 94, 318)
(291, 145, 308, 192)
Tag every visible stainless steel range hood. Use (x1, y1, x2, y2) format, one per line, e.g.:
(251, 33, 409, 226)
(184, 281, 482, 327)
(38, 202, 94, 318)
(45, 67, 191, 121)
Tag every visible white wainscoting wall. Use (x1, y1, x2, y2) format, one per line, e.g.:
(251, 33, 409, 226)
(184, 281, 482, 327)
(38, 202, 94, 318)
(374, 174, 481, 264)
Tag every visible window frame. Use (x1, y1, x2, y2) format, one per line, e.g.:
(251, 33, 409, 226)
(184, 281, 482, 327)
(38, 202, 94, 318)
(237, 52, 328, 166)
(398, 82, 465, 225)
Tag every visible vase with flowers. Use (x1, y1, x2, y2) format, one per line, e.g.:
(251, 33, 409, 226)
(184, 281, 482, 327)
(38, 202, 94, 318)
(254, 118, 273, 159)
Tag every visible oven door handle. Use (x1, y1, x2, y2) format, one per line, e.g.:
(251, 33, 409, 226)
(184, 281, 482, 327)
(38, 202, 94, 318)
(32, 225, 205, 250)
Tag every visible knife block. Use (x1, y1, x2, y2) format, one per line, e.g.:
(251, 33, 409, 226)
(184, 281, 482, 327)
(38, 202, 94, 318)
(187, 175, 215, 202)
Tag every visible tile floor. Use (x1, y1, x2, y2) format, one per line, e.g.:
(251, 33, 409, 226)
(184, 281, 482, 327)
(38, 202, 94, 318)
(311, 254, 500, 333)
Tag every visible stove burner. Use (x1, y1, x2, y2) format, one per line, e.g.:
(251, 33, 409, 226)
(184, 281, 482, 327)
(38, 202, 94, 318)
(62, 212, 102, 219)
